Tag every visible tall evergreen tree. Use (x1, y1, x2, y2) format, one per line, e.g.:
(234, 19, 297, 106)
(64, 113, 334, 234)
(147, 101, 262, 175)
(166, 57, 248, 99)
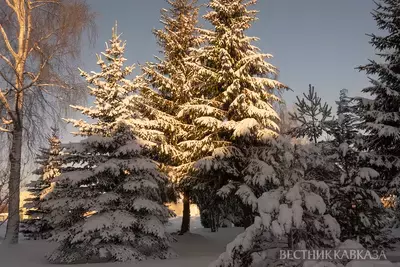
(43, 26, 174, 263)
(289, 84, 332, 144)
(138, 0, 201, 235)
(327, 90, 391, 248)
(21, 127, 61, 240)
(179, 0, 288, 229)
(355, 0, 400, 199)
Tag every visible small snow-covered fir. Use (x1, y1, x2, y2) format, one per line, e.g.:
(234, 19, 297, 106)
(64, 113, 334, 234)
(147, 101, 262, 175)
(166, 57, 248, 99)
(326, 89, 392, 248)
(289, 84, 332, 144)
(21, 127, 61, 240)
(212, 136, 341, 267)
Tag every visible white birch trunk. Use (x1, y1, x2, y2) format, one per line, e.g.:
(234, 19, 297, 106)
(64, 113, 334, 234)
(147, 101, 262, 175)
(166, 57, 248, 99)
(5, 125, 23, 244)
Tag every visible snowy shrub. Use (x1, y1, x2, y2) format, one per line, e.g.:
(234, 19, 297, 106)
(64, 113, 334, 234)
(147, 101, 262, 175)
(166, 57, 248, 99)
(211, 136, 341, 267)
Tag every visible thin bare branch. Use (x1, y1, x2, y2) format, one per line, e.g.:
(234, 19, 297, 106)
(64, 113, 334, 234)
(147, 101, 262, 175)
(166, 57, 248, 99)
(0, 126, 10, 132)
(0, 53, 15, 70)
(5, 0, 18, 15)
(0, 70, 18, 90)
(21, 56, 52, 90)
(0, 25, 17, 59)
(30, 0, 60, 10)
(0, 89, 14, 121)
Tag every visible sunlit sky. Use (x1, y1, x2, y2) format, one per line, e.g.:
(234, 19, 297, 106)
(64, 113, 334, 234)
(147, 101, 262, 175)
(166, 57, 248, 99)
(62, 0, 379, 142)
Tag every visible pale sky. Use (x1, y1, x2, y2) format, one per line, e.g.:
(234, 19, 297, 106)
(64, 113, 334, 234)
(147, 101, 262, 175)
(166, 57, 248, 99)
(62, 0, 379, 142)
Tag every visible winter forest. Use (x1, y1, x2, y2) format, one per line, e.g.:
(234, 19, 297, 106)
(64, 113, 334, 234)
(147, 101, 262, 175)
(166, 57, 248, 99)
(1, 0, 400, 266)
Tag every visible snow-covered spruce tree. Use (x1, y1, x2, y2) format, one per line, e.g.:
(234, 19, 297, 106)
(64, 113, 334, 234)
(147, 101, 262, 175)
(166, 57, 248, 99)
(326, 89, 391, 248)
(289, 84, 332, 144)
(21, 127, 61, 240)
(43, 26, 174, 263)
(212, 136, 341, 267)
(178, 0, 288, 229)
(355, 0, 400, 200)
(137, 0, 201, 235)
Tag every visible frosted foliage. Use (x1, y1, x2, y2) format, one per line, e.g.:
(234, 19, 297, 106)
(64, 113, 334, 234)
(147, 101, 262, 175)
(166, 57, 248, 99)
(278, 204, 293, 234)
(44, 27, 173, 264)
(354, 0, 400, 198)
(243, 159, 277, 187)
(305, 193, 326, 214)
(22, 128, 61, 240)
(211, 217, 264, 267)
(323, 215, 341, 239)
(187, 0, 288, 143)
(64, 24, 145, 138)
(80, 211, 136, 235)
(258, 191, 280, 214)
(358, 168, 379, 181)
(56, 170, 92, 185)
(271, 220, 283, 237)
(292, 201, 304, 228)
(135, 0, 201, 172)
(232, 118, 259, 139)
(178, 0, 288, 204)
(235, 185, 258, 211)
(47, 140, 172, 263)
(212, 146, 244, 159)
(213, 136, 341, 267)
(286, 184, 301, 202)
(326, 88, 391, 249)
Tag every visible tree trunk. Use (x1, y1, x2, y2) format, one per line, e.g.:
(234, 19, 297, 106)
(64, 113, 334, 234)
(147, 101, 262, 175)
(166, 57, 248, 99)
(288, 229, 293, 249)
(215, 212, 220, 232)
(179, 191, 190, 235)
(5, 44, 25, 244)
(242, 204, 254, 228)
(5, 125, 23, 244)
(210, 211, 216, 233)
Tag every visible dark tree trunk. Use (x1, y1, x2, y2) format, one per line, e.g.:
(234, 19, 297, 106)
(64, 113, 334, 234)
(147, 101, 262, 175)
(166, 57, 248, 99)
(179, 191, 190, 235)
(288, 229, 293, 249)
(210, 211, 216, 233)
(242, 205, 254, 228)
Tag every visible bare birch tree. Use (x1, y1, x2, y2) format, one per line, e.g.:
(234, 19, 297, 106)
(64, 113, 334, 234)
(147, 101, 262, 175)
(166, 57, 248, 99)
(0, 0, 96, 244)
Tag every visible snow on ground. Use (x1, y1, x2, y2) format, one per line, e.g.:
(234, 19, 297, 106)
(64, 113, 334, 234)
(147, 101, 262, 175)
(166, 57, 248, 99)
(166, 214, 203, 233)
(2, 219, 400, 266)
(0, 217, 243, 267)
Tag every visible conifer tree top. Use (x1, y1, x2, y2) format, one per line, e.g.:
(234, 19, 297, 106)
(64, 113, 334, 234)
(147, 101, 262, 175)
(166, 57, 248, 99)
(185, 0, 288, 141)
(66, 22, 139, 136)
(206, 0, 258, 31)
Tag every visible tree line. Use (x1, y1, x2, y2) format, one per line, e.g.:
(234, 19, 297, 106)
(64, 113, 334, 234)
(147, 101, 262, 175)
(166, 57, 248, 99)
(1, 0, 400, 266)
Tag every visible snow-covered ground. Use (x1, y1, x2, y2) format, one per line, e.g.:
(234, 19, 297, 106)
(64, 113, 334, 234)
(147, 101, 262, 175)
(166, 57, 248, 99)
(2, 218, 400, 267)
(0, 217, 244, 267)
